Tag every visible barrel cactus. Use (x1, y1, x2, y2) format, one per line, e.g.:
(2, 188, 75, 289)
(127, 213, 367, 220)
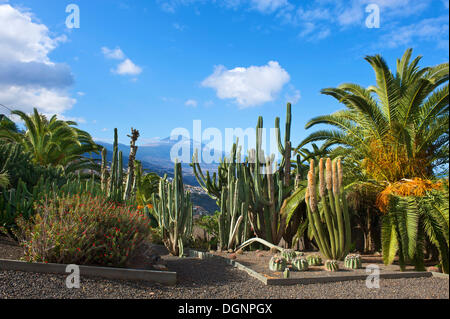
(307, 254, 322, 266)
(344, 254, 362, 269)
(291, 257, 309, 271)
(269, 255, 287, 271)
(325, 260, 339, 272)
(281, 249, 297, 263)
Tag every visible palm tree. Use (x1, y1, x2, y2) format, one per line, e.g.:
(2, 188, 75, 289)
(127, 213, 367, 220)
(0, 108, 100, 174)
(299, 48, 448, 182)
(298, 49, 449, 272)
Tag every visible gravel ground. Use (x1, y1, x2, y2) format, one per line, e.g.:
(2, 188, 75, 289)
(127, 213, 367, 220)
(0, 255, 448, 299)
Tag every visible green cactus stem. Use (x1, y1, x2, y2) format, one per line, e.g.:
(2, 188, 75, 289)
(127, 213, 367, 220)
(344, 254, 362, 269)
(325, 260, 339, 272)
(269, 255, 287, 272)
(291, 257, 309, 271)
(307, 254, 323, 266)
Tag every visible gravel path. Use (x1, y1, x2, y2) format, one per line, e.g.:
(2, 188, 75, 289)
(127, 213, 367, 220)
(0, 255, 448, 299)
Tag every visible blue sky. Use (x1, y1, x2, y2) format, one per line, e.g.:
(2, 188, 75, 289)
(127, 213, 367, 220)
(0, 0, 448, 152)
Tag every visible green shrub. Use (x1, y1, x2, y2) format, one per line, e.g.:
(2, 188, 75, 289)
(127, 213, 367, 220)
(14, 193, 152, 267)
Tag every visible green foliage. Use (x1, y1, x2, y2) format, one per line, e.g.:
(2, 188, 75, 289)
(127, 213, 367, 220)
(299, 48, 449, 182)
(0, 142, 67, 190)
(381, 184, 449, 273)
(152, 161, 193, 256)
(11, 193, 151, 267)
(0, 108, 100, 173)
(0, 171, 9, 188)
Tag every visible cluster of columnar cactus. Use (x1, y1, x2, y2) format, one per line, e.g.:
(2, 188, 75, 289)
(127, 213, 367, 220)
(344, 254, 362, 269)
(291, 257, 309, 271)
(325, 260, 339, 272)
(307, 254, 323, 266)
(192, 104, 297, 248)
(269, 255, 287, 271)
(305, 158, 351, 260)
(152, 160, 193, 257)
(101, 128, 140, 203)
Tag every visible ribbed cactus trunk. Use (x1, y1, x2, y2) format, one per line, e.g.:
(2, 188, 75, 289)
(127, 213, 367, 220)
(305, 157, 351, 260)
(191, 103, 295, 248)
(152, 160, 193, 256)
(100, 147, 108, 192)
(123, 128, 140, 201)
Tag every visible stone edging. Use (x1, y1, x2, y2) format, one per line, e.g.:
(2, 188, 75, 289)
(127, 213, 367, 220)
(188, 250, 444, 286)
(0, 258, 177, 286)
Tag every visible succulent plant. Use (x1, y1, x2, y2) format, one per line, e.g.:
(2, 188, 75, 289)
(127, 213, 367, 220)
(283, 268, 290, 278)
(325, 260, 339, 272)
(307, 254, 322, 266)
(344, 254, 362, 269)
(295, 251, 305, 257)
(269, 255, 287, 272)
(305, 158, 352, 261)
(291, 257, 309, 271)
(281, 249, 297, 263)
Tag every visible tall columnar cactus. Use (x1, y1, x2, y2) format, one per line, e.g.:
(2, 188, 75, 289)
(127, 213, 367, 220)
(123, 128, 139, 201)
(305, 158, 351, 260)
(191, 103, 295, 247)
(103, 128, 140, 203)
(152, 160, 193, 257)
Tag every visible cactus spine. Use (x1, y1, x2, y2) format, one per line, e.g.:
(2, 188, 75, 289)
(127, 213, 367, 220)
(152, 160, 193, 257)
(305, 157, 351, 260)
(292, 257, 309, 271)
(307, 254, 323, 266)
(344, 254, 362, 269)
(325, 260, 339, 272)
(269, 255, 287, 271)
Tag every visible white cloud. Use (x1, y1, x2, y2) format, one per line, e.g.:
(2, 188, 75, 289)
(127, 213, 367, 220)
(380, 16, 449, 49)
(101, 46, 125, 60)
(185, 99, 198, 107)
(285, 85, 301, 104)
(0, 4, 75, 115)
(250, 0, 289, 13)
(202, 61, 290, 108)
(113, 58, 142, 75)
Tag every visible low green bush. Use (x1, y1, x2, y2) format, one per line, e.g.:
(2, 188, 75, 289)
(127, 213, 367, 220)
(13, 193, 152, 267)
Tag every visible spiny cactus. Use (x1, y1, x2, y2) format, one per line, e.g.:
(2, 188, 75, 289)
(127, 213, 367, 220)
(344, 254, 362, 269)
(192, 103, 295, 247)
(295, 251, 305, 257)
(292, 257, 309, 271)
(103, 128, 140, 203)
(281, 249, 297, 263)
(325, 260, 339, 272)
(305, 157, 352, 260)
(307, 254, 322, 266)
(269, 255, 287, 271)
(283, 268, 290, 278)
(152, 160, 193, 257)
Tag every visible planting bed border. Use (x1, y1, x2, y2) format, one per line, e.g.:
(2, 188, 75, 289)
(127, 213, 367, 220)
(188, 250, 447, 286)
(0, 258, 177, 286)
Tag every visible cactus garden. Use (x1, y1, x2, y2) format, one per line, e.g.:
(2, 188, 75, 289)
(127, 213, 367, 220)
(0, 0, 449, 300)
